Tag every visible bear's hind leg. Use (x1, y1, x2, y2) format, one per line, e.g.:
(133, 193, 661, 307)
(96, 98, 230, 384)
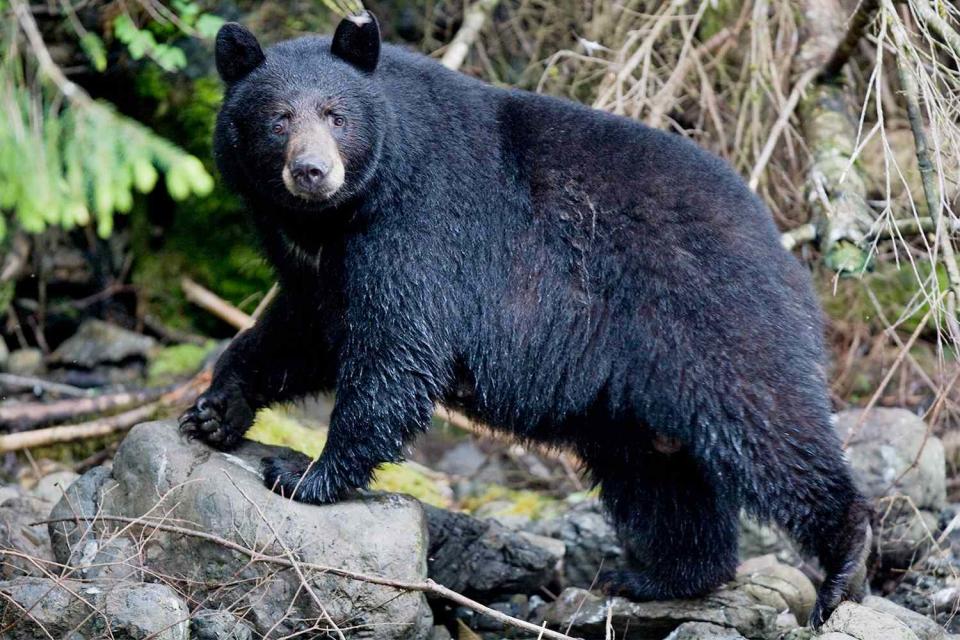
(731, 421, 872, 627)
(591, 445, 739, 600)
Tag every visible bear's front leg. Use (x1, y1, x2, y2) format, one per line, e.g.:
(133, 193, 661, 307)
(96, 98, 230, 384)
(262, 370, 436, 504)
(180, 290, 336, 450)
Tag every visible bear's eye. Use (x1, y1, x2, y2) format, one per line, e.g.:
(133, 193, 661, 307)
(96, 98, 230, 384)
(271, 117, 289, 135)
(329, 114, 346, 128)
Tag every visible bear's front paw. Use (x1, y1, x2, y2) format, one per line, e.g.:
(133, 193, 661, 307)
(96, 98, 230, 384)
(261, 453, 351, 505)
(179, 385, 253, 451)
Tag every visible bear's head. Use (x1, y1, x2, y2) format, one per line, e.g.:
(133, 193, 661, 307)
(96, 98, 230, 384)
(212, 12, 386, 212)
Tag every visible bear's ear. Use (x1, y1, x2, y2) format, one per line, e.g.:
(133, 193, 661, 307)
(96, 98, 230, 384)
(331, 11, 380, 73)
(215, 23, 265, 83)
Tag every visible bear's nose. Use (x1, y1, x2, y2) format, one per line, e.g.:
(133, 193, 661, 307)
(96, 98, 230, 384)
(290, 157, 330, 190)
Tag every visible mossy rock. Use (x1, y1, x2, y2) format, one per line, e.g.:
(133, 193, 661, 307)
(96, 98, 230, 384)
(460, 484, 563, 521)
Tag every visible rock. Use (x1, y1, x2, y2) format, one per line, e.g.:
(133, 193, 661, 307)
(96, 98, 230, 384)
(6, 348, 43, 377)
(0, 495, 55, 579)
(540, 587, 779, 639)
(822, 601, 920, 640)
(527, 498, 625, 587)
(863, 596, 947, 640)
(738, 514, 799, 565)
(429, 625, 454, 640)
(48, 319, 156, 368)
(736, 554, 817, 623)
(0, 335, 8, 371)
(191, 609, 255, 640)
(665, 622, 747, 639)
(836, 408, 946, 511)
(30, 470, 79, 504)
(48, 420, 433, 640)
(0, 577, 189, 639)
(48, 465, 111, 566)
(539, 557, 817, 639)
(875, 507, 939, 571)
(436, 440, 488, 477)
(425, 505, 562, 598)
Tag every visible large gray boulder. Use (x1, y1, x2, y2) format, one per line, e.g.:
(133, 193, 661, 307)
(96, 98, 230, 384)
(0, 577, 189, 640)
(836, 408, 945, 511)
(48, 420, 434, 640)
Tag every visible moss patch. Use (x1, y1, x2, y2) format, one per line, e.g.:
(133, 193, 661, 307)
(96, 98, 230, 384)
(147, 341, 216, 386)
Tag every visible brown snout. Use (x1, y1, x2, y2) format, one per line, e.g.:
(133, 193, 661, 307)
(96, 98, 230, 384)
(290, 156, 331, 192)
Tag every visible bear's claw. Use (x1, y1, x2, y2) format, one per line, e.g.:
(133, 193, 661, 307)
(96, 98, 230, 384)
(179, 385, 252, 451)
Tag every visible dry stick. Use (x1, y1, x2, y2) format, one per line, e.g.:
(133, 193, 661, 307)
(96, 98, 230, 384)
(887, 0, 960, 341)
(820, 0, 882, 80)
(0, 371, 209, 453)
(36, 515, 582, 640)
(250, 282, 280, 322)
(0, 403, 160, 453)
(911, 0, 960, 53)
(0, 373, 90, 398)
(440, 0, 502, 71)
(748, 67, 819, 192)
(793, 0, 876, 269)
(645, 2, 744, 129)
(0, 387, 165, 431)
(11, 0, 90, 105)
(182, 277, 255, 330)
(0, 233, 30, 283)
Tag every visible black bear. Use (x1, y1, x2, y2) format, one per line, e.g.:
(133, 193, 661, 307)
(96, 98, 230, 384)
(180, 12, 871, 626)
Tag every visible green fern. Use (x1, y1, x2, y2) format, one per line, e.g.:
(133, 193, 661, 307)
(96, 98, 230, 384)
(0, 1, 214, 242)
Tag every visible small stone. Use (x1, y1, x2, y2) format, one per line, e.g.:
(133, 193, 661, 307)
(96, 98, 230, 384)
(0, 495, 55, 579)
(822, 601, 920, 640)
(737, 554, 817, 623)
(6, 348, 43, 377)
(0, 577, 189, 639)
(436, 440, 487, 477)
(429, 625, 453, 640)
(30, 470, 80, 504)
(191, 609, 255, 640)
(666, 622, 746, 639)
(527, 498, 624, 587)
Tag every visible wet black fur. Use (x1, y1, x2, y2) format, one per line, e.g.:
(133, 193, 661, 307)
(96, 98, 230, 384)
(180, 15, 871, 626)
